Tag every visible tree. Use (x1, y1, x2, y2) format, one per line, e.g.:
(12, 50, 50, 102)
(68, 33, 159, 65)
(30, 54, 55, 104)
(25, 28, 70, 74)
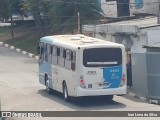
(21, 0, 51, 37)
(12, 0, 22, 15)
(0, 0, 11, 20)
(21, 0, 103, 34)
(48, 0, 104, 32)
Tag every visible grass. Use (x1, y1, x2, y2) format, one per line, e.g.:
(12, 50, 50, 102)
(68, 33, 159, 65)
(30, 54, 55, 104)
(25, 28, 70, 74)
(0, 27, 11, 41)
(0, 25, 39, 54)
(6, 38, 38, 54)
(0, 24, 75, 54)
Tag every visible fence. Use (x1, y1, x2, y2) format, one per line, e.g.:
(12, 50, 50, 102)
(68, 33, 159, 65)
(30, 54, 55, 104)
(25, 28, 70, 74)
(131, 53, 148, 98)
(146, 52, 160, 100)
(131, 51, 160, 101)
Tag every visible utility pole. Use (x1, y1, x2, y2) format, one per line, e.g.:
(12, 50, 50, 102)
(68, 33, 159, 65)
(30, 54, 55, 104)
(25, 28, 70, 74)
(77, 1, 82, 34)
(34, 0, 41, 40)
(158, 0, 160, 24)
(77, 12, 80, 34)
(45, 15, 48, 36)
(11, 0, 14, 41)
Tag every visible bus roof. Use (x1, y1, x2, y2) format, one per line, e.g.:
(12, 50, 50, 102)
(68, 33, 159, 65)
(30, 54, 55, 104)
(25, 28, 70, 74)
(40, 34, 124, 49)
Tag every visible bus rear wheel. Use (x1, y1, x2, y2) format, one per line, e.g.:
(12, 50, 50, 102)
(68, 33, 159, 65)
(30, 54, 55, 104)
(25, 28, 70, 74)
(63, 82, 70, 102)
(46, 79, 51, 93)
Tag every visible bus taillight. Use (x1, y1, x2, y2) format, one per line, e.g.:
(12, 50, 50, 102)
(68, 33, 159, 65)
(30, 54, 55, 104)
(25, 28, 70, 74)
(80, 76, 86, 88)
(120, 74, 126, 87)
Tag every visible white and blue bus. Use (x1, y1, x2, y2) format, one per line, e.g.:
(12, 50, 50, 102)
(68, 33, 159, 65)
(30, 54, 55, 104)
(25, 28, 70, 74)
(38, 35, 127, 101)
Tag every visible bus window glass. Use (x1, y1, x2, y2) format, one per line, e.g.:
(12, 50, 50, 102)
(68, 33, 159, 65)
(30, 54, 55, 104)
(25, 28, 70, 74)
(71, 51, 76, 71)
(52, 46, 58, 65)
(40, 47, 44, 62)
(72, 51, 76, 62)
(52, 46, 57, 56)
(66, 50, 71, 60)
(63, 49, 66, 58)
(49, 45, 52, 63)
(60, 48, 64, 57)
(83, 48, 122, 67)
(58, 47, 65, 67)
(45, 44, 51, 62)
(65, 50, 71, 70)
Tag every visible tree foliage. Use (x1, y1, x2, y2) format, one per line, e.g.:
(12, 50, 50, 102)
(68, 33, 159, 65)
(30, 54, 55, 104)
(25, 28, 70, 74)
(49, 0, 103, 28)
(21, 0, 50, 20)
(0, 0, 11, 20)
(0, 0, 103, 33)
(12, 0, 22, 14)
(21, 0, 103, 30)
(0, 0, 22, 20)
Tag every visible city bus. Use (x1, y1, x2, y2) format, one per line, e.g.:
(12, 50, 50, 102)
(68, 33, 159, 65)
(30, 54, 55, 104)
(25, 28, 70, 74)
(38, 35, 127, 102)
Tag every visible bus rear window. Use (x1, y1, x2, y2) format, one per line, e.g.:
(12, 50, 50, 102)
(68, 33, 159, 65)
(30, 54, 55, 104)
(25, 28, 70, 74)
(83, 48, 122, 67)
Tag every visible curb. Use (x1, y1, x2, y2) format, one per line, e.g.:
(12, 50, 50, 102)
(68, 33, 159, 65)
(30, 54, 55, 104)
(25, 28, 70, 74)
(127, 91, 148, 102)
(0, 42, 39, 60)
(149, 99, 160, 105)
(127, 91, 159, 105)
(127, 87, 148, 102)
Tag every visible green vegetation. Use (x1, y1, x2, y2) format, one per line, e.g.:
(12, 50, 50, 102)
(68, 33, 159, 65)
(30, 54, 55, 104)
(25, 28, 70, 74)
(6, 38, 38, 54)
(49, 0, 103, 29)
(0, 0, 11, 20)
(0, 26, 38, 54)
(0, 0, 103, 54)
(0, 27, 11, 41)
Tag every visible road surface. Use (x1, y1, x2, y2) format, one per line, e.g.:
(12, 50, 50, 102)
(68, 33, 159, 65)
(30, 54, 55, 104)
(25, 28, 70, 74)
(0, 46, 160, 120)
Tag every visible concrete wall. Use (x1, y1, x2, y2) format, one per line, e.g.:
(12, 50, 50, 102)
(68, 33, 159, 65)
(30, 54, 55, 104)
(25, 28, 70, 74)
(93, 26, 160, 54)
(130, 29, 147, 53)
(0, 98, 2, 120)
(130, 0, 159, 15)
(94, 30, 147, 53)
(145, 26, 160, 45)
(101, 0, 118, 18)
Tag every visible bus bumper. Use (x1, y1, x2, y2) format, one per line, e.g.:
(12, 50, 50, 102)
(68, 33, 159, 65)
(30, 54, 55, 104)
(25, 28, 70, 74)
(76, 86, 127, 97)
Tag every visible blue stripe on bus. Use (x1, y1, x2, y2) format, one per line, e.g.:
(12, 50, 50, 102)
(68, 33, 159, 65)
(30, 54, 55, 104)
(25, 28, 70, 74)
(103, 65, 122, 89)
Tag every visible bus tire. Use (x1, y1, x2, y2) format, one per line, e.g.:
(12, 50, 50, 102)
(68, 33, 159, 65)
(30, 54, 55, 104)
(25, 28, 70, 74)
(63, 82, 70, 102)
(46, 79, 51, 94)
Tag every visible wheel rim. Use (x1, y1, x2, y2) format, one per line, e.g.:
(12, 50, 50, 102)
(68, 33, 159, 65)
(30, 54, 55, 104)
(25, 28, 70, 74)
(64, 86, 68, 99)
(46, 80, 50, 92)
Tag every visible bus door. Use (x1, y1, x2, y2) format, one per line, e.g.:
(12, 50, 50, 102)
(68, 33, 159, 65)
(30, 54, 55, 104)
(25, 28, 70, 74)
(82, 48, 124, 90)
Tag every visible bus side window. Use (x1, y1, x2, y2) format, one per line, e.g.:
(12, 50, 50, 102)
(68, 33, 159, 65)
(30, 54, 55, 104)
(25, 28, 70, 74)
(71, 51, 76, 71)
(58, 47, 65, 67)
(45, 44, 51, 62)
(49, 46, 52, 63)
(45, 44, 48, 62)
(64, 50, 71, 70)
(39, 42, 44, 63)
(52, 46, 58, 65)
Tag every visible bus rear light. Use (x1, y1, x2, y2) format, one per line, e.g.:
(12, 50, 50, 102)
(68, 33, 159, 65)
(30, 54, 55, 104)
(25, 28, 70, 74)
(120, 74, 126, 87)
(80, 76, 86, 88)
(80, 79, 84, 84)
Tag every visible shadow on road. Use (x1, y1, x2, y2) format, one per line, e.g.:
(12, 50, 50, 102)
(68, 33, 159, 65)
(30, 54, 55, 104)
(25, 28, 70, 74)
(38, 89, 126, 111)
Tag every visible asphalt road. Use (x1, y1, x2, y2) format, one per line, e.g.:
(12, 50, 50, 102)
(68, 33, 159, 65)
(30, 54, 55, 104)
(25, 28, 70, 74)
(0, 46, 160, 120)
